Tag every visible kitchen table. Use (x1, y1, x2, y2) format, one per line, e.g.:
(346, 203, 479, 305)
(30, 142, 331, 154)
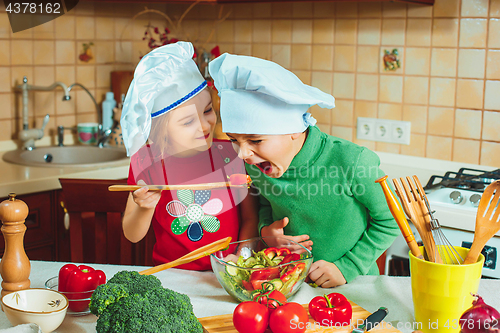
(1, 261, 500, 333)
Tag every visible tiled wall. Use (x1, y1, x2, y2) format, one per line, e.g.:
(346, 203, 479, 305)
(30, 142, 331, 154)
(0, 0, 499, 166)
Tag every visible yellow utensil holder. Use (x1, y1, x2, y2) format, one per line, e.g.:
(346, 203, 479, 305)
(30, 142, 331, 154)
(410, 246, 484, 333)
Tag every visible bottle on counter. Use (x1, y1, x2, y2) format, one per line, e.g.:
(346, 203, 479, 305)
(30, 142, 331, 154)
(102, 92, 116, 131)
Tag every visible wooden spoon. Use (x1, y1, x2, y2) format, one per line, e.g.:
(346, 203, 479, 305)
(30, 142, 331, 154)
(393, 177, 441, 263)
(139, 237, 232, 275)
(109, 183, 247, 192)
(375, 175, 423, 259)
(463, 180, 500, 265)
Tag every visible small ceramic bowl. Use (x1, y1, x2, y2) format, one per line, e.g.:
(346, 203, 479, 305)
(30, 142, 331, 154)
(45, 277, 94, 316)
(1, 288, 68, 333)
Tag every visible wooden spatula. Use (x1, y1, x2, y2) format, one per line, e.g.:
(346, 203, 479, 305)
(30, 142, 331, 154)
(139, 237, 231, 275)
(463, 180, 500, 265)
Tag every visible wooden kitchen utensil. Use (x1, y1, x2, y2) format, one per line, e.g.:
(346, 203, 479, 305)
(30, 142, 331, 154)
(413, 176, 463, 265)
(109, 182, 247, 192)
(139, 237, 231, 275)
(109, 174, 252, 192)
(199, 301, 401, 333)
(463, 180, 500, 265)
(393, 177, 441, 263)
(0, 193, 31, 297)
(375, 175, 423, 259)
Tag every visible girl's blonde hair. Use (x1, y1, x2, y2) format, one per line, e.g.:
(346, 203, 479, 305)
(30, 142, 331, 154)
(146, 86, 218, 158)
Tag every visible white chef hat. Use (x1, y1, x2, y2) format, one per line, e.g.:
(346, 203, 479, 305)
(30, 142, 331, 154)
(208, 53, 335, 135)
(121, 41, 207, 156)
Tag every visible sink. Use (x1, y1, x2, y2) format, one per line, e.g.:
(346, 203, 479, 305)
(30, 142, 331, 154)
(2, 146, 129, 168)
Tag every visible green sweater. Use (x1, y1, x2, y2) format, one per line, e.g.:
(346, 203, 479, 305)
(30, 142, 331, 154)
(246, 126, 399, 283)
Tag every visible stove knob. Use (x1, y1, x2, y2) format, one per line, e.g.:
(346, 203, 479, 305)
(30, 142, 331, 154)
(449, 190, 463, 204)
(470, 194, 481, 207)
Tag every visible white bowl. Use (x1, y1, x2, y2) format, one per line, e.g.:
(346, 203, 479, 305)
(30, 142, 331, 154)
(1, 289, 68, 333)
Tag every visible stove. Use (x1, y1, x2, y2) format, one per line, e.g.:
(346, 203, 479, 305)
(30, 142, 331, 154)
(385, 168, 500, 278)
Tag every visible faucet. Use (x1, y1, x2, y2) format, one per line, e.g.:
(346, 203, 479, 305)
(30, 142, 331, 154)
(67, 83, 110, 148)
(16, 76, 71, 150)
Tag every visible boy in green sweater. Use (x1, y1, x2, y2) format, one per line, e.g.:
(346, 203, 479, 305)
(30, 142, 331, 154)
(209, 54, 399, 288)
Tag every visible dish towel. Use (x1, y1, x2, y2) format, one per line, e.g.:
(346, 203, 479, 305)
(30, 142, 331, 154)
(0, 324, 41, 333)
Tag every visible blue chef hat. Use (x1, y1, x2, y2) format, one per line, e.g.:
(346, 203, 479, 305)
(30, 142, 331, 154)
(208, 53, 335, 135)
(121, 41, 207, 156)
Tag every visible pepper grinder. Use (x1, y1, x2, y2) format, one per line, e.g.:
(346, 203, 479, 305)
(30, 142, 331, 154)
(0, 193, 31, 298)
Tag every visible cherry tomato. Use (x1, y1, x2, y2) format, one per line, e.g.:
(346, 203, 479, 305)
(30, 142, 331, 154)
(253, 290, 287, 313)
(269, 302, 309, 333)
(233, 301, 269, 333)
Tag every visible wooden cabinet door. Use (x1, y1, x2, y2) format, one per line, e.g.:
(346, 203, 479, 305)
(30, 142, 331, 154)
(0, 192, 56, 261)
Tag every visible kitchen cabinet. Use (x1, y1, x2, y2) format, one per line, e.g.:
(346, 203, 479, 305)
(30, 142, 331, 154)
(0, 191, 59, 261)
(0, 187, 154, 266)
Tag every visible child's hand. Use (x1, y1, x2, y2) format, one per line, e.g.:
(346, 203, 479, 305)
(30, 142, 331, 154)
(261, 217, 313, 252)
(306, 260, 347, 288)
(131, 180, 161, 209)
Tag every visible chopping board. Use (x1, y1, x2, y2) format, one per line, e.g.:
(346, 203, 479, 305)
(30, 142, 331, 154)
(199, 300, 402, 333)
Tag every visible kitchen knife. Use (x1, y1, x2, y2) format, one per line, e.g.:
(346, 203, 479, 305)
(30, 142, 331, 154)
(351, 307, 388, 333)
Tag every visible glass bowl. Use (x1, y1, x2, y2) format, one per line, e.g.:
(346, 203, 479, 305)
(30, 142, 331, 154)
(210, 236, 313, 302)
(45, 276, 95, 316)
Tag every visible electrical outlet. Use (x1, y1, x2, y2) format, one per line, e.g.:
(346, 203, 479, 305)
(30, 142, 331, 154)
(356, 117, 376, 141)
(356, 117, 411, 145)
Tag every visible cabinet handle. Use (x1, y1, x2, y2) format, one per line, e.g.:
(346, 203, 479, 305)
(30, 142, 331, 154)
(60, 201, 70, 231)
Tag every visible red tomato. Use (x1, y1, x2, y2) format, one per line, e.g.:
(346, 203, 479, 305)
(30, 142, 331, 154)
(241, 280, 254, 291)
(253, 290, 287, 313)
(251, 279, 269, 290)
(269, 302, 309, 333)
(233, 301, 269, 333)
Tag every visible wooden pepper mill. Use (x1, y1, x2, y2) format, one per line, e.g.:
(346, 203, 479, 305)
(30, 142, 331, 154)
(0, 193, 31, 298)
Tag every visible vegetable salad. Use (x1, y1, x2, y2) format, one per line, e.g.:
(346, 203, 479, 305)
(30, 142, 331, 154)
(219, 247, 308, 302)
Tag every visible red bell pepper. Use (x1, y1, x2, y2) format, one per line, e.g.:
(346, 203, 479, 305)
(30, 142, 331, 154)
(277, 248, 291, 256)
(58, 264, 106, 312)
(308, 293, 352, 327)
(263, 247, 278, 259)
(280, 262, 305, 282)
(279, 253, 300, 265)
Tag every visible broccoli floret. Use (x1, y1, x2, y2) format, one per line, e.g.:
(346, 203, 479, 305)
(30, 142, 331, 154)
(107, 270, 162, 295)
(89, 283, 128, 316)
(90, 270, 203, 333)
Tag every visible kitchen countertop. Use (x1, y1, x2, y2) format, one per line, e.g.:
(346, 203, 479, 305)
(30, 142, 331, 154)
(1, 260, 499, 333)
(0, 147, 130, 198)
(0, 142, 496, 198)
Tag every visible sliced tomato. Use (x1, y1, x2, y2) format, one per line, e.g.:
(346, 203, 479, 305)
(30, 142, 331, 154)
(280, 253, 301, 265)
(250, 267, 280, 281)
(242, 280, 254, 291)
(251, 279, 270, 290)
